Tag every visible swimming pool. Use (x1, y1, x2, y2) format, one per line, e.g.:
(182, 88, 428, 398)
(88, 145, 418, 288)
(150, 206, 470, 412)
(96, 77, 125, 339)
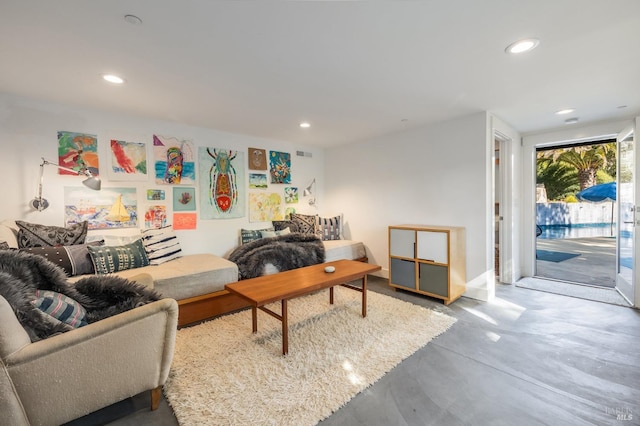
(538, 224, 615, 239)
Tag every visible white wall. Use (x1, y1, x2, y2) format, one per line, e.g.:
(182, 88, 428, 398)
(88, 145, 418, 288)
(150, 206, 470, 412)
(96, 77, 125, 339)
(0, 93, 323, 257)
(323, 112, 490, 298)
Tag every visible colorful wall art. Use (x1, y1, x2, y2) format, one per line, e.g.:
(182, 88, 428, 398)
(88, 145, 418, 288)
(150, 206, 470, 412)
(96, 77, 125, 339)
(249, 173, 268, 189)
(198, 147, 245, 219)
(249, 193, 283, 222)
(173, 213, 197, 230)
(64, 187, 137, 230)
(269, 151, 291, 184)
(284, 187, 298, 203)
(147, 189, 165, 200)
(248, 147, 267, 170)
(144, 205, 167, 229)
(153, 135, 196, 185)
(173, 187, 196, 211)
(58, 131, 99, 176)
(108, 139, 147, 181)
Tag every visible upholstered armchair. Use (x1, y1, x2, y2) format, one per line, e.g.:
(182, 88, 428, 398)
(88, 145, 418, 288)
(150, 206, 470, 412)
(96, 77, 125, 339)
(0, 292, 178, 426)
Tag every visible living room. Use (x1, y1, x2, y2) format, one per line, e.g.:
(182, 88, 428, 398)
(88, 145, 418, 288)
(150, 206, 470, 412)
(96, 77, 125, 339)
(1, 1, 640, 425)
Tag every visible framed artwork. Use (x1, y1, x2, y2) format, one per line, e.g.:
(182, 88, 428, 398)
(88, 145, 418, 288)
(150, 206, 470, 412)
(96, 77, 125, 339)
(173, 187, 196, 211)
(284, 207, 296, 220)
(248, 147, 267, 170)
(284, 187, 298, 203)
(64, 187, 137, 230)
(58, 131, 99, 176)
(269, 151, 291, 184)
(147, 189, 166, 200)
(144, 205, 167, 229)
(198, 147, 245, 219)
(153, 134, 196, 185)
(173, 213, 197, 230)
(249, 193, 283, 222)
(108, 139, 147, 181)
(249, 173, 268, 189)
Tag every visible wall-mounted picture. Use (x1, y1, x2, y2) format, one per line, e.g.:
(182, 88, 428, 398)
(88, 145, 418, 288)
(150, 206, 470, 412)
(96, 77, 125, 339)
(58, 131, 99, 176)
(248, 147, 267, 170)
(198, 147, 245, 219)
(284, 207, 296, 220)
(249, 173, 268, 189)
(153, 134, 196, 185)
(173, 212, 197, 230)
(147, 189, 166, 200)
(284, 187, 298, 203)
(144, 205, 167, 229)
(173, 187, 196, 211)
(249, 192, 283, 222)
(108, 139, 147, 181)
(64, 187, 137, 230)
(269, 151, 291, 184)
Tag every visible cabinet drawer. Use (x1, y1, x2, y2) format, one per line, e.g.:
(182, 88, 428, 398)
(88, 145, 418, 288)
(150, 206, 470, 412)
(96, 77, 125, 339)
(419, 263, 449, 297)
(390, 229, 415, 258)
(416, 231, 448, 263)
(390, 258, 415, 289)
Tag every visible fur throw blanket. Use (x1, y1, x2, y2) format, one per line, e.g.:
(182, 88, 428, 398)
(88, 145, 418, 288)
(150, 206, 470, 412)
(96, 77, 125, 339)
(0, 250, 161, 342)
(228, 233, 325, 279)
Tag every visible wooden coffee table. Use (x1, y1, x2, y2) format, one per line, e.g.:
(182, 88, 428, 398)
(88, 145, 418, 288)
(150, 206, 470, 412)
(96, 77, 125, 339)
(225, 259, 381, 355)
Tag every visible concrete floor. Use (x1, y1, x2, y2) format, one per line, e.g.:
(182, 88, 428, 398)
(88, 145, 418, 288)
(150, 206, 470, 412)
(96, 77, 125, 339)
(535, 237, 616, 287)
(67, 276, 640, 426)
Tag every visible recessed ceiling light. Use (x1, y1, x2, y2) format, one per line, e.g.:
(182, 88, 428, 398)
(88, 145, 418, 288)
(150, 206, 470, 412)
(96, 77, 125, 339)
(556, 108, 575, 115)
(617, 105, 628, 109)
(564, 117, 579, 124)
(299, 122, 310, 128)
(505, 38, 540, 54)
(124, 14, 143, 25)
(103, 74, 125, 84)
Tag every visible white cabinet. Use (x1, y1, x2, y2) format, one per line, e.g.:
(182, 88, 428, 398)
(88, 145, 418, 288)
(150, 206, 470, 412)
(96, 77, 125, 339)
(388, 225, 466, 305)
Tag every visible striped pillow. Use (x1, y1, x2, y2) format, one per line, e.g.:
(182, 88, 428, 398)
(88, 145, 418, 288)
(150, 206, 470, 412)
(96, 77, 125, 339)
(141, 227, 183, 265)
(32, 290, 87, 328)
(317, 214, 343, 241)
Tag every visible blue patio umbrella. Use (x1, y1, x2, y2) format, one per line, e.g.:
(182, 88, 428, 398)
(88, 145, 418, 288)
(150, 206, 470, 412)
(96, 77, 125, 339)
(576, 181, 616, 202)
(576, 182, 616, 234)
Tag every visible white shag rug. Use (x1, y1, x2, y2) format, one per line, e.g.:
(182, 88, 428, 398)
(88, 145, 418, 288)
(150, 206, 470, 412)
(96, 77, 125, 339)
(164, 286, 457, 426)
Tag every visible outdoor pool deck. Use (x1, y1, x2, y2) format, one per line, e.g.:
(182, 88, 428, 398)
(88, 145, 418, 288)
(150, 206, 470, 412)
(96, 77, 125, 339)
(535, 236, 616, 287)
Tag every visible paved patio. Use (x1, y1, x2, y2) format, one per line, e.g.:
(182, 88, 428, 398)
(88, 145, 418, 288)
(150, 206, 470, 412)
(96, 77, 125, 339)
(535, 237, 616, 287)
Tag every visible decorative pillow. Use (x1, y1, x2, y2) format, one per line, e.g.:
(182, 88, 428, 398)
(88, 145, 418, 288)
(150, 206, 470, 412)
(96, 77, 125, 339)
(0, 220, 19, 248)
(32, 290, 88, 328)
(141, 226, 183, 265)
(272, 220, 299, 233)
(316, 214, 343, 241)
(16, 220, 88, 248)
(87, 239, 150, 274)
(290, 213, 317, 235)
(20, 241, 104, 276)
(260, 227, 291, 239)
(241, 227, 274, 245)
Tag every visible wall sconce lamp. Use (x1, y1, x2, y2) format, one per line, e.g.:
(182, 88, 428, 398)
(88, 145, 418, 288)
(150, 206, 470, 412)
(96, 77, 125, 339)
(303, 178, 316, 206)
(31, 158, 101, 211)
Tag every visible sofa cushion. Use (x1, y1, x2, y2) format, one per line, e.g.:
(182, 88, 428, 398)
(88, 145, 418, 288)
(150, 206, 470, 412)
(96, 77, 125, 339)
(31, 290, 87, 328)
(241, 227, 274, 245)
(316, 214, 343, 241)
(16, 221, 88, 248)
(88, 240, 150, 274)
(141, 227, 182, 265)
(20, 242, 103, 276)
(0, 220, 19, 249)
(260, 227, 291, 238)
(289, 213, 317, 235)
(272, 220, 299, 233)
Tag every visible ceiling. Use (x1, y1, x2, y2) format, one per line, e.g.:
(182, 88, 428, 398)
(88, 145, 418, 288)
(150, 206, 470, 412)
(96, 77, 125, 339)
(1, 1, 639, 148)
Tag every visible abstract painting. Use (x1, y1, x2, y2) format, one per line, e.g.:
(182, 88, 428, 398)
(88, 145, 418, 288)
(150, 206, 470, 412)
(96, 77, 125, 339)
(173, 213, 197, 230)
(144, 205, 167, 229)
(248, 147, 267, 170)
(249, 173, 268, 189)
(198, 147, 245, 219)
(147, 189, 165, 200)
(64, 187, 137, 230)
(153, 135, 196, 185)
(58, 131, 99, 176)
(269, 151, 291, 184)
(173, 187, 196, 211)
(108, 139, 147, 181)
(249, 193, 283, 222)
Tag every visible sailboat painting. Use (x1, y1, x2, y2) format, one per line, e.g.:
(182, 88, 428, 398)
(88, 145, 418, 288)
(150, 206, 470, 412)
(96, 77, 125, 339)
(64, 187, 138, 230)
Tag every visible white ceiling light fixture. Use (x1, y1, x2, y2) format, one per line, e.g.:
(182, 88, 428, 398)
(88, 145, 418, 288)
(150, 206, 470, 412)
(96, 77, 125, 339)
(555, 108, 575, 115)
(505, 38, 540, 54)
(103, 74, 125, 84)
(564, 117, 579, 124)
(299, 122, 311, 128)
(124, 14, 143, 25)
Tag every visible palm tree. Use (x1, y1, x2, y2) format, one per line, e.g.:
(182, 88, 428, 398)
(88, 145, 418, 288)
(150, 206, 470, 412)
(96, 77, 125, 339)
(537, 143, 614, 190)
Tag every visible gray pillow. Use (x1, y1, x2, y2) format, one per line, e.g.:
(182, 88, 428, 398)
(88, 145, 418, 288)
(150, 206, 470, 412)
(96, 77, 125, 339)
(16, 220, 88, 248)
